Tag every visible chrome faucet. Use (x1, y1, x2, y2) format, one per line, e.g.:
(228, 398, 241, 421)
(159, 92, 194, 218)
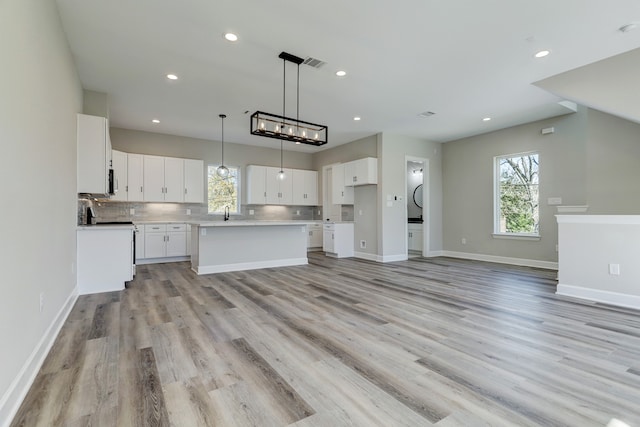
(224, 206, 230, 221)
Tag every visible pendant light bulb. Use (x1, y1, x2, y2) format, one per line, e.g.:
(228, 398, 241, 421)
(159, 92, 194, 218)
(277, 170, 286, 181)
(216, 114, 228, 178)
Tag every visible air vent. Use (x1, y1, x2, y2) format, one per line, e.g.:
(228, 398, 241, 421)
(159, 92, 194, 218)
(303, 57, 326, 69)
(418, 111, 436, 118)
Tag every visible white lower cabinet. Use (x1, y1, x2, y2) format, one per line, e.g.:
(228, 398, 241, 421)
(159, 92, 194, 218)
(141, 223, 188, 261)
(323, 223, 354, 258)
(408, 224, 423, 251)
(135, 226, 145, 260)
(307, 223, 323, 249)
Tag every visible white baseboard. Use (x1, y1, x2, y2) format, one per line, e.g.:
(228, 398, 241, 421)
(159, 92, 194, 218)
(426, 250, 445, 257)
(136, 256, 189, 265)
(441, 250, 558, 270)
(193, 257, 308, 275)
(380, 254, 409, 263)
(354, 251, 381, 262)
(0, 288, 78, 427)
(556, 284, 640, 310)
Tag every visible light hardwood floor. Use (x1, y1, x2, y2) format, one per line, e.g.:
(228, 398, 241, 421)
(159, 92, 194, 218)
(11, 253, 640, 426)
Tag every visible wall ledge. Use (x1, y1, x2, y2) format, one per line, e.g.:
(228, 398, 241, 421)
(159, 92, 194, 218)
(556, 214, 640, 224)
(556, 284, 640, 310)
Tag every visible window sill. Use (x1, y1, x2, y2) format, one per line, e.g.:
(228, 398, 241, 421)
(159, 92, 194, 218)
(492, 233, 540, 241)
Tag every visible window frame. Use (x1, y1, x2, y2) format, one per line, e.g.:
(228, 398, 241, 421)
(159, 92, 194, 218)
(493, 151, 540, 239)
(207, 164, 241, 215)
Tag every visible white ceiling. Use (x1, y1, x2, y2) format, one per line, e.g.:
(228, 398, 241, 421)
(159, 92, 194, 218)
(55, 0, 640, 153)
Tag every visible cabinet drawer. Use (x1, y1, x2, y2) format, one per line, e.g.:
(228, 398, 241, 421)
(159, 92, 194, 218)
(308, 223, 322, 230)
(166, 223, 187, 232)
(144, 224, 167, 233)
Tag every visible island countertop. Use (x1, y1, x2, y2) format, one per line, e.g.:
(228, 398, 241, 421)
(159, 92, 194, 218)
(189, 220, 321, 227)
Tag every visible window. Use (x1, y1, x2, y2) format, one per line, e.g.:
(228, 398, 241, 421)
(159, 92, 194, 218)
(494, 153, 539, 236)
(208, 165, 240, 214)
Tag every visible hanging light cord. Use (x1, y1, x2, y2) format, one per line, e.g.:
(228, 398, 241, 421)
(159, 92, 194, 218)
(221, 115, 224, 165)
(296, 63, 300, 129)
(281, 58, 286, 172)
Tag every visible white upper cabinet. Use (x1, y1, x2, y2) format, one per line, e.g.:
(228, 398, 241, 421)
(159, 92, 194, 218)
(77, 114, 112, 194)
(331, 163, 354, 205)
(266, 167, 292, 205)
(111, 150, 128, 201)
(127, 153, 144, 202)
(292, 169, 318, 206)
(183, 159, 204, 203)
(344, 157, 378, 186)
(163, 157, 184, 203)
(246, 165, 267, 204)
(143, 155, 184, 202)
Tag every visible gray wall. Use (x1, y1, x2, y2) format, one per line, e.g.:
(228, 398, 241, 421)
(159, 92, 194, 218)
(442, 108, 589, 263)
(0, 0, 82, 420)
(378, 133, 443, 259)
(586, 109, 640, 214)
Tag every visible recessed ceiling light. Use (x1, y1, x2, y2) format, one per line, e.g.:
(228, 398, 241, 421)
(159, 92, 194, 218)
(336, 70, 346, 77)
(353, 116, 361, 121)
(166, 74, 178, 80)
(152, 119, 160, 124)
(482, 117, 491, 122)
(534, 50, 550, 58)
(224, 32, 238, 42)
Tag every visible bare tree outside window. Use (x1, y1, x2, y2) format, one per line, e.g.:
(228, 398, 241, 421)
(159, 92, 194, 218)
(496, 153, 539, 234)
(208, 165, 239, 214)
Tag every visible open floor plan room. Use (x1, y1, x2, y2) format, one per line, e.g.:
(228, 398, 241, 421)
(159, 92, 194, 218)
(11, 254, 640, 426)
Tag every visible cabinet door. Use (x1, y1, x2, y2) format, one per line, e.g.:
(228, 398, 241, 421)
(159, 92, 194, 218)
(293, 170, 318, 206)
(111, 150, 128, 201)
(166, 231, 187, 257)
(186, 225, 191, 256)
(135, 227, 145, 260)
(77, 114, 109, 194)
(184, 159, 204, 203)
(323, 230, 334, 252)
(265, 167, 281, 204)
(144, 233, 166, 258)
(246, 165, 267, 204)
(127, 153, 144, 201)
(304, 170, 318, 205)
(278, 168, 293, 205)
(143, 155, 165, 202)
(292, 169, 306, 205)
(164, 157, 184, 203)
(331, 164, 354, 205)
(343, 161, 357, 186)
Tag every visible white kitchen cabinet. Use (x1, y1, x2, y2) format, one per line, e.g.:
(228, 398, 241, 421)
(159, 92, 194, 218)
(292, 169, 318, 206)
(127, 153, 144, 202)
(143, 155, 184, 202)
(331, 163, 354, 205)
(323, 223, 354, 258)
(246, 165, 267, 204)
(186, 224, 192, 256)
(77, 114, 112, 195)
(184, 159, 204, 203)
(142, 223, 187, 259)
(266, 167, 292, 205)
(135, 225, 145, 260)
(111, 150, 128, 201)
(307, 223, 323, 249)
(344, 157, 378, 186)
(408, 224, 423, 251)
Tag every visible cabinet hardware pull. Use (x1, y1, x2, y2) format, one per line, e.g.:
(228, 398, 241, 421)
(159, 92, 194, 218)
(140, 186, 143, 193)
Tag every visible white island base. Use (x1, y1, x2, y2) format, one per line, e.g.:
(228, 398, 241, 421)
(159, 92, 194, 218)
(190, 222, 309, 275)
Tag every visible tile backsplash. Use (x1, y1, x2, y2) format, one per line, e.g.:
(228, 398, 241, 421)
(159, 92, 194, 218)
(77, 198, 334, 224)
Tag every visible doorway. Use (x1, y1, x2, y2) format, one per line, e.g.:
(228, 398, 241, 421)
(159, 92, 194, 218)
(406, 157, 429, 258)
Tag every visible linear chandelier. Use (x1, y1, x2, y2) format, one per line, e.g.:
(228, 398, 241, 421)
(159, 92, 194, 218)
(250, 52, 328, 147)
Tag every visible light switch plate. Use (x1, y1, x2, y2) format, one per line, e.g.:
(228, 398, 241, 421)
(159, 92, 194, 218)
(547, 197, 562, 205)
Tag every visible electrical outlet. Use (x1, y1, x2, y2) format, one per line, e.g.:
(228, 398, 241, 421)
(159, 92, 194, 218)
(249, 209, 254, 215)
(609, 263, 620, 276)
(461, 238, 467, 245)
(201, 228, 207, 236)
(359, 210, 363, 216)
(39, 293, 45, 313)
(130, 208, 135, 215)
(186, 209, 191, 215)
(360, 240, 366, 249)
(296, 210, 300, 215)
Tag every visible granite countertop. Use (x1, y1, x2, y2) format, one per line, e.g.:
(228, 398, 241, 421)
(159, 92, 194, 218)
(77, 224, 135, 231)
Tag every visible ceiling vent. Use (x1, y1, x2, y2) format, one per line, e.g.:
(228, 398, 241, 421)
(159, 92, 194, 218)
(303, 57, 326, 69)
(418, 111, 436, 118)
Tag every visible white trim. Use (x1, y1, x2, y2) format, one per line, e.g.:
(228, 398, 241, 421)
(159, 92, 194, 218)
(441, 250, 557, 270)
(380, 254, 409, 263)
(427, 250, 445, 257)
(556, 214, 640, 225)
(354, 251, 381, 262)
(492, 233, 541, 241)
(136, 256, 190, 265)
(0, 289, 79, 427)
(556, 205, 588, 213)
(556, 284, 640, 310)
(193, 257, 308, 275)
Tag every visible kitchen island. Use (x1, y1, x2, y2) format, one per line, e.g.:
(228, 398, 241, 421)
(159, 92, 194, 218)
(189, 221, 312, 274)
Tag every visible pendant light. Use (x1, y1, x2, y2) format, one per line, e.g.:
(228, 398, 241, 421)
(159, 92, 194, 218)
(216, 114, 229, 178)
(277, 60, 286, 181)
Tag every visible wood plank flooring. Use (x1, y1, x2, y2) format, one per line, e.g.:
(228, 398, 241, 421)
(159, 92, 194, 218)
(11, 253, 640, 426)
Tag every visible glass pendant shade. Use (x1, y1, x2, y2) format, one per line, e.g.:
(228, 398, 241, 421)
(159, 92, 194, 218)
(216, 165, 230, 178)
(277, 170, 286, 181)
